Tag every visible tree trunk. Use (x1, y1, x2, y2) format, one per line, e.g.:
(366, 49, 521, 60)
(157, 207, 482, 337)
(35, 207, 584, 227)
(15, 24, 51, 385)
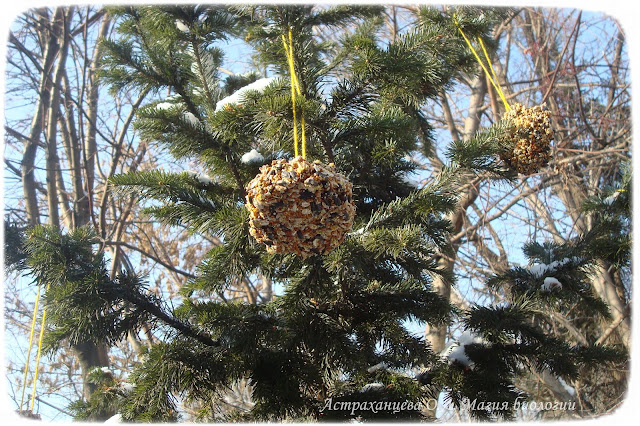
(72, 14, 113, 400)
(82, 15, 111, 227)
(61, 71, 91, 229)
(22, 8, 65, 226)
(73, 341, 111, 401)
(45, 7, 73, 229)
(55, 103, 75, 229)
(426, 75, 487, 353)
(591, 261, 630, 345)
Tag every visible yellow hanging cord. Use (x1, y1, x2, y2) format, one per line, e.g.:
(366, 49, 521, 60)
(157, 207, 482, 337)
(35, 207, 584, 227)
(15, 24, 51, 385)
(282, 33, 299, 157)
(281, 28, 307, 158)
(453, 14, 510, 111)
(30, 286, 49, 411)
(19, 284, 43, 412)
(477, 35, 510, 111)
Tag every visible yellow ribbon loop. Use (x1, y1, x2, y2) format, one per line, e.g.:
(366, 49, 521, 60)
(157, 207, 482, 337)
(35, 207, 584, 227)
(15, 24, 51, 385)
(477, 36, 510, 111)
(19, 284, 43, 412)
(30, 287, 49, 411)
(19, 282, 51, 414)
(454, 14, 510, 111)
(281, 28, 306, 159)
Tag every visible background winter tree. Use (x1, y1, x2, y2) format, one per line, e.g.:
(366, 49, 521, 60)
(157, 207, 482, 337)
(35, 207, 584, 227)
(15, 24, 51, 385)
(3, 4, 630, 422)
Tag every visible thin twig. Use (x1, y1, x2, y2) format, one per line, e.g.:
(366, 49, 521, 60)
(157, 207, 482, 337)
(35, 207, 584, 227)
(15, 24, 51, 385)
(103, 240, 196, 279)
(541, 12, 582, 104)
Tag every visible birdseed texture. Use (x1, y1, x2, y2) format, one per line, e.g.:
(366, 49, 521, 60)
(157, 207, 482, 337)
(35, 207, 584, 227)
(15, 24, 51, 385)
(245, 157, 356, 258)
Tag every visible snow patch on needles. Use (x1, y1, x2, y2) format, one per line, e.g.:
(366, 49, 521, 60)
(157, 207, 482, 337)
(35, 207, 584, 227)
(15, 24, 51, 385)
(154, 95, 182, 111)
(348, 227, 367, 237)
(360, 383, 385, 393)
(530, 263, 547, 278)
(215, 77, 275, 111)
(549, 257, 582, 270)
(603, 191, 621, 205)
(90, 366, 108, 375)
(185, 171, 213, 185)
(120, 382, 136, 393)
(175, 20, 189, 33)
(366, 361, 388, 373)
(529, 257, 582, 278)
(155, 102, 174, 110)
(441, 331, 485, 369)
(541, 277, 562, 292)
(241, 149, 264, 164)
(183, 112, 199, 127)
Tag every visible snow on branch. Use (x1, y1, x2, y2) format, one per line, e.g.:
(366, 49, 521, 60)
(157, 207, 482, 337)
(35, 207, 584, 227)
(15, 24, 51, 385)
(215, 77, 276, 111)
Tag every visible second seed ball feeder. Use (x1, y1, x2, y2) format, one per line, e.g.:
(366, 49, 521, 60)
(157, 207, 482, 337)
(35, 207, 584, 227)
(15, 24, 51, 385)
(453, 15, 554, 176)
(245, 157, 356, 258)
(501, 103, 553, 175)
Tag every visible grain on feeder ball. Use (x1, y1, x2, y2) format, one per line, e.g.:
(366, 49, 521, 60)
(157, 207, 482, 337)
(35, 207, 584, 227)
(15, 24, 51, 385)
(501, 103, 553, 175)
(245, 157, 356, 258)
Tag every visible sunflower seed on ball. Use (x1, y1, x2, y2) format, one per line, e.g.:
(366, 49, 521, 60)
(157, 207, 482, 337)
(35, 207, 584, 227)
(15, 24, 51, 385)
(245, 156, 356, 258)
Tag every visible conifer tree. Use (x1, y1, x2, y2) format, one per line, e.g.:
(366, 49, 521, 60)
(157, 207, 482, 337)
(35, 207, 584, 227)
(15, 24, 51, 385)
(7, 5, 626, 421)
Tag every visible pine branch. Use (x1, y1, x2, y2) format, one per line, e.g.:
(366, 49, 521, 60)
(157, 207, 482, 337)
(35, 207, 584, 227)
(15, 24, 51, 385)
(103, 240, 196, 279)
(123, 288, 220, 347)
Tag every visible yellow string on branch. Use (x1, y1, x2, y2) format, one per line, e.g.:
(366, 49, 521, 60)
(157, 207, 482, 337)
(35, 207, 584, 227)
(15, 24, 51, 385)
(30, 286, 49, 411)
(477, 36, 510, 111)
(19, 284, 43, 412)
(281, 28, 307, 159)
(282, 34, 299, 157)
(454, 14, 510, 111)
